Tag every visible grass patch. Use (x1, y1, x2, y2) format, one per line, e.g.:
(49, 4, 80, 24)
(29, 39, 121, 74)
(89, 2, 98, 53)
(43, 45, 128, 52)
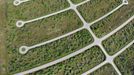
(29, 46, 105, 75)
(7, 29, 94, 74)
(7, 10, 83, 47)
(77, 0, 122, 23)
(115, 44, 134, 75)
(7, 0, 69, 20)
(0, 0, 7, 75)
(71, 0, 85, 4)
(7, 0, 85, 74)
(91, 0, 134, 38)
(102, 20, 134, 55)
(89, 64, 118, 75)
(0, 33, 6, 75)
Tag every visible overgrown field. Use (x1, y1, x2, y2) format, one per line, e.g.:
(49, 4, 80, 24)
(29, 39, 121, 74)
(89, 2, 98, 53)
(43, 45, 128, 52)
(5, 0, 134, 75)
(71, 0, 85, 4)
(29, 46, 105, 75)
(7, 9, 83, 46)
(7, 29, 94, 74)
(115, 44, 134, 75)
(7, 0, 69, 20)
(89, 64, 118, 75)
(77, 0, 122, 23)
(0, 0, 6, 75)
(91, 0, 134, 38)
(6, 0, 91, 74)
(102, 20, 134, 55)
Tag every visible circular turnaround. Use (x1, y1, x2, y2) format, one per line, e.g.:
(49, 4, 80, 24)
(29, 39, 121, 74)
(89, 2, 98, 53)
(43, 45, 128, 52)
(16, 20, 25, 28)
(123, 0, 128, 5)
(19, 46, 29, 54)
(13, 0, 21, 6)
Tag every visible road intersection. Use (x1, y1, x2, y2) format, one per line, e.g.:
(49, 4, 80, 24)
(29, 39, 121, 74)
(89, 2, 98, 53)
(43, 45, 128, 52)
(11, 0, 134, 75)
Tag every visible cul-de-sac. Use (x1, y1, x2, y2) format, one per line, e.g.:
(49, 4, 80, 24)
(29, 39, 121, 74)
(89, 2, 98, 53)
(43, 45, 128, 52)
(0, 0, 134, 75)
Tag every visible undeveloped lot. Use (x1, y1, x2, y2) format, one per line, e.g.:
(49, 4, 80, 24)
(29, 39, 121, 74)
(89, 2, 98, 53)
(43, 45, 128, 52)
(29, 46, 105, 75)
(89, 64, 118, 75)
(77, 0, 122, 23)
(71, 0, 85, 4)
(91, 0, 134, 38)
(8, 29, 94, 74)
(102, 20, 134, 55)
(115, 44, 134, 75)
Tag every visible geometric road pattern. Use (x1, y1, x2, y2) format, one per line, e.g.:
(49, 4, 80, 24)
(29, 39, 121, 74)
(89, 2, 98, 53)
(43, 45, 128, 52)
(12, 0, 134, 75)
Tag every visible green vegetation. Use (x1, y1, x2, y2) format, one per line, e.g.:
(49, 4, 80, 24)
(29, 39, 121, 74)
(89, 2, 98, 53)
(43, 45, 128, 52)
(7, 0, 69, 20)
(7, 9, 83, 46)
(102, 20, 134, 55)
(91, 0, 134, 38)
(7, 29, 94, 74)
(7, 0, 91, 74)
(0, 33, 6, 75)
(89, 64, 118, 75)
(115, 44, 134, 75)
(29, 46, 105, 75)
(77, 0, 122, 23)
(6, 0, 134, 74)
(0, 0, 7, 75)
(71, 0, 85, 4)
